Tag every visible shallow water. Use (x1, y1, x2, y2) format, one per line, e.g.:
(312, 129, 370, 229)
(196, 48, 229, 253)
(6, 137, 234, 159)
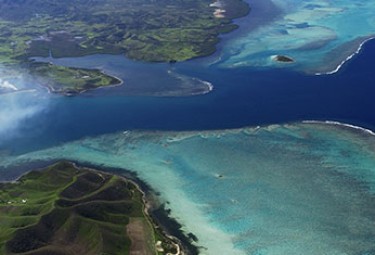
(219, 0, 375, 74)
(2, 122, 375, 255)
(2, 0, 375, 155)
(1, 1, 375, 254)
(3, 38, 375, 155)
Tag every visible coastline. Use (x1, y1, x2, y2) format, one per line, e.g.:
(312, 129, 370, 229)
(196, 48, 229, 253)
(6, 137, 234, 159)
(30, 55, 215, 97)
(71, 71, 124, 96)
(80, 161, 200, 255)
(37, 68, 124, 96)
(18, 0, 250, 97)
(2, 119, 375, 254)
(79, 163, 187, 255)
(0, 160, 199, 255)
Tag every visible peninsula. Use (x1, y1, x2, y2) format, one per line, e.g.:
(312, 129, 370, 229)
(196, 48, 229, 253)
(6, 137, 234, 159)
(0, 0, 249, 93)
(0, 161, 188, 255)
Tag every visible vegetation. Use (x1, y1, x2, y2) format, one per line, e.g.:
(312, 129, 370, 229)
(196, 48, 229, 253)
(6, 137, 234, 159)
(29, 62, 122, 94)
(0, 162, 178, 255)
(0, 0, 249, 93)
(0, 0, 249, 62)
(0, 0, 248, 94)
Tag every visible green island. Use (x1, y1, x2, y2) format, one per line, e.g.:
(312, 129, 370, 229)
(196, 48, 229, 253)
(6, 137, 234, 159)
(0, 0, 249, 93)
(272, 55, 295, 63)
(29, 62, 122, 95)
(0, 161, 182, 255)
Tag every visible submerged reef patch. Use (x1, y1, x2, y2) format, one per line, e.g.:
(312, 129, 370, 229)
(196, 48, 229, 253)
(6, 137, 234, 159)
(220, 0, 375, 74)
(2, 122, 375, 255)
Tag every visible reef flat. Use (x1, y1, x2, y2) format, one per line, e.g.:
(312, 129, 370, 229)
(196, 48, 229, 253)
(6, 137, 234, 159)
(2, 122, 375, 255)
(220, 0, 375, 74)
(0, 161, 183, 255)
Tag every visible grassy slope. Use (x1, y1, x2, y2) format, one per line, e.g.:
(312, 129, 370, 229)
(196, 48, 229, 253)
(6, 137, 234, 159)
(0, 162, 176, 255)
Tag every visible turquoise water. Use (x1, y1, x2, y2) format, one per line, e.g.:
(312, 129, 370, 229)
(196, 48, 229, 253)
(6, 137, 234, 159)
(3, 122, 375, 255)
(220, 0, 375, 74)
(2, 0, 375, 150)
(1, 1, 375, 254)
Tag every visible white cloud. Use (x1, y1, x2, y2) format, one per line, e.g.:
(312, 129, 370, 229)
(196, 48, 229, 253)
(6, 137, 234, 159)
(0, 90, 48, 143)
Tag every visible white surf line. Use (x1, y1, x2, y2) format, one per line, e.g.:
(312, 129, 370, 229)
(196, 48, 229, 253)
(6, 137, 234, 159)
(303, 120, 375, 136)
(315, 36, 375, 76)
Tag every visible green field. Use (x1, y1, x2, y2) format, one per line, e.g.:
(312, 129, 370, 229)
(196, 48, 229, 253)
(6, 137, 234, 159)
(30, 62, 122, 94)
(0, 162, 178, 255)
(0, 0, 249, 63)
(0, 0, 249, 93)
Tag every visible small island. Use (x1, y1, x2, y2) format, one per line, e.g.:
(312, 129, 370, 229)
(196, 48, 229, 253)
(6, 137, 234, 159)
(0, 162, 187, 255)
(272, 55, 295, 63)
(0, 0, 249, 94)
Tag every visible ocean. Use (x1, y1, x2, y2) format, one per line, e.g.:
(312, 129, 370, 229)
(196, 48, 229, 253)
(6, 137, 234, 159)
(2, 38, 375, 154)
(1, 0, 375, 254)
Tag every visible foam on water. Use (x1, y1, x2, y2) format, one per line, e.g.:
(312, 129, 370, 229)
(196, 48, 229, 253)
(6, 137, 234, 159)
(219, 0, 375, 74)
(2, 122, 375, 255)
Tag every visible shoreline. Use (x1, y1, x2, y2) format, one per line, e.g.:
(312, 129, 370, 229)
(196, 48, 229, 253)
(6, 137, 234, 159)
(2, 119, 375, 254)
(32, 58, 213, 97)
(39, 68, 124, 96)
(70, 70, 124, 96)
(78, 161, 200, 255)
(77, 163, 186, 255)
(0, 160, 199, 255)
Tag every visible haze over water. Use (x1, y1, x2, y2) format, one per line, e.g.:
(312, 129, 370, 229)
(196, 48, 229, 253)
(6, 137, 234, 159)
(1, 0, 375, 254)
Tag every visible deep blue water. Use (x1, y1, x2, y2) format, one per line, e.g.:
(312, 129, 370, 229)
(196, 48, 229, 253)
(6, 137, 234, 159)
(1, 2, 375, 254)
(3, 38, 375, 155)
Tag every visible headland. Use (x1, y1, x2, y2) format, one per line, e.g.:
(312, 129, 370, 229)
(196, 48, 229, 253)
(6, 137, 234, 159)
(0, 161, 197, 255)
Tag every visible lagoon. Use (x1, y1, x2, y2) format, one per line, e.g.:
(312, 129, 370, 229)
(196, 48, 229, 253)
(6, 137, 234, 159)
(1, 1, 375, 254)
(3, 122, 375, 255)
